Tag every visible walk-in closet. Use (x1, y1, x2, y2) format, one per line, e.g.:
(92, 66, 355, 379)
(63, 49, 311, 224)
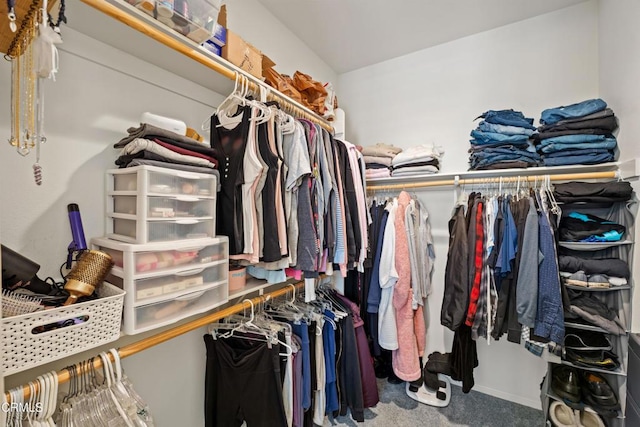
(1, 1, 640, 426)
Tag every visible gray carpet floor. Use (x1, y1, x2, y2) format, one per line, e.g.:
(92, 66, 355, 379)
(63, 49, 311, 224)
(323, 379, 543, 426)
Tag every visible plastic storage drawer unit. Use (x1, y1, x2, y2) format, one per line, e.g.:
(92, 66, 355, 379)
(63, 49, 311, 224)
(107, 165, 217, 243)
(92, 236, 229, 334)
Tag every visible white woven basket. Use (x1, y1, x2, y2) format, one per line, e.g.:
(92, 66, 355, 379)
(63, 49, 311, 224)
(1, 282, 125, 375)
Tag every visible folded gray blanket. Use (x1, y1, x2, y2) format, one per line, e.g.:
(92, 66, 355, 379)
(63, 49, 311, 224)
(115, 123, 204, 150)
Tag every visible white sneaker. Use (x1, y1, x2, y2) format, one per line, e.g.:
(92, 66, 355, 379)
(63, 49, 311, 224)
(574, 408, 605, 427)
(549, 401, 578, 427)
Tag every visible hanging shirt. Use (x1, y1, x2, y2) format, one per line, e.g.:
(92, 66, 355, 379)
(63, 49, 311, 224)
(378, 199, 399, 350)
(210, 106, 250, 255)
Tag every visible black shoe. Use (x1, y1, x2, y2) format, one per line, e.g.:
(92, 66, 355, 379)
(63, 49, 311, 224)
(387, 370, 404, 384)
(581, 371, 620, 415)
(565, 329, 612, 351)
(426, 352, 452, 375)
(551, 366, 581, 403)
(565, 349, 619, 371)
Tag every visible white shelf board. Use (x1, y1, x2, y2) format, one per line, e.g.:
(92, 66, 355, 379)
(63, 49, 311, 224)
(366, 162, 620, 185)
(228, 277, 299, 300)
(67, 0, 331, 127)
(558, 240, 633, 251)
(68, 0, 233, 96)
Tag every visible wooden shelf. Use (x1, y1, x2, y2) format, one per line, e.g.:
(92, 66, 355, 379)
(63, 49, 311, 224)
(66, 0, 332, 131)
(366, 162, 620, 185)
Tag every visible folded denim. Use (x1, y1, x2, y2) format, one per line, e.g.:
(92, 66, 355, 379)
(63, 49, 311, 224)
(471, 156, 539, 169)
(539, 139, 617, 154)
(542, 152, 614, 167)
(545, 107, 614, 125)
(469, 141, 531, 150)
(539, 134, 615, 146)
(543, 148, 611, 158)
(471, 160, 531, 170)
(471, 145, 540, 157)
(559, 212, 625, 242)
(541, 98, 607, 125)
(470, 130, 531, 143)
(533, 128, 611, 142)
(477, 121, 536, 136)
(476, 109, 536, 130)
(538, 116, 618, 133)
(553, 181, 633, 204)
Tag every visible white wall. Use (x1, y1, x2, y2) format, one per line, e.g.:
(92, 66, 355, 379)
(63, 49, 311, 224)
(599, 0, 640, 163)
(226, 0, 337, 85)
(339, 1, 599, 408)
(598, 0, 640, 333)
(0, 2, 337, 424)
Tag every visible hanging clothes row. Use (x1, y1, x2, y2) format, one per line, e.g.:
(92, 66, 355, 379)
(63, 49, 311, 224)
(362, 192, 436, 385)
(440, 177, 567, 392)
(204, 284, 378, 427)
(209, 85, 369, 292)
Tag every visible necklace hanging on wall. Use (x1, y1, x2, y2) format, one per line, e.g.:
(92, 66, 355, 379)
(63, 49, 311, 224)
(5, 0, 65, 186)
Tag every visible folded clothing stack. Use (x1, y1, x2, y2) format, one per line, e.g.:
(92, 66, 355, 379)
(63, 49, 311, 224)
(564, 289, 626, 336)
(535, 99, 618, 166)
(362, 143, 402, 179)
(390, 145, 443, 177)
(559, 212, 626, 243)
(114, 123, 220, 183)
(559, 255, 630, 289)
(553, 180, 632, 205)
(469, 109, 539, 170)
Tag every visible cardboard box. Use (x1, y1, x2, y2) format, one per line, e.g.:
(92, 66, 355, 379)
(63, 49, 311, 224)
(222, 30, 262, 78)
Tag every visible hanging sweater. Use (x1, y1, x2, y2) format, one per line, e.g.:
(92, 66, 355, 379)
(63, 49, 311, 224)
(392, 191, 425, 381)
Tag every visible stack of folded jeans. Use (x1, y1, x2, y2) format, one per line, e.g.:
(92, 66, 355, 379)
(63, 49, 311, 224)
(390, 144, 443, 177)
(469, 109, 539, 170)
(362, 143, 402, 179)
(535, 98, 619, 166)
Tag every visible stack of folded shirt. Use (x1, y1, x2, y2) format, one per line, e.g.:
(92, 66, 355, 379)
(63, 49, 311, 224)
(390, 144, 443, 177)
(559, 212, 626, 243)
(362, 143, 402, 179)
(553, 180, 632, 205)
(535, 98, 619, 166)
(113, 123, 220, 182)
(469, 109, 540, 170)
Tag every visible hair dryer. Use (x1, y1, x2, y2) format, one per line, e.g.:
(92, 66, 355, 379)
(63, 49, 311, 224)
(67, 203, 87, 269)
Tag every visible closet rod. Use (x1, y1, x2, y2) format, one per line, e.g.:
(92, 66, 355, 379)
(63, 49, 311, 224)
(79, 0, 334, 133)
(5, 280, 305, 402)
(366, 170, 618, 192)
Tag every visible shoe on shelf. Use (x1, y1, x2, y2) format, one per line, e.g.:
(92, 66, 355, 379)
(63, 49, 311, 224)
(580, 371, 620, 416)
(564, 329, 612, 351)
(564, 349, 620, 371)
(549, 401, 578, 427)
(551, 366, 581, 403)
(574, 408, 605, 427)
(566, 271, 589, 287)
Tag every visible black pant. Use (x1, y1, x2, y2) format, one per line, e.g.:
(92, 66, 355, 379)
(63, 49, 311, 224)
(204, 334, 287, 427)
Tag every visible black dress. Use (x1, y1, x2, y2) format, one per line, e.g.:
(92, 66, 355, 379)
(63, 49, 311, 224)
(210, 106, 250, 255)
(257, 120, 282, 262)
